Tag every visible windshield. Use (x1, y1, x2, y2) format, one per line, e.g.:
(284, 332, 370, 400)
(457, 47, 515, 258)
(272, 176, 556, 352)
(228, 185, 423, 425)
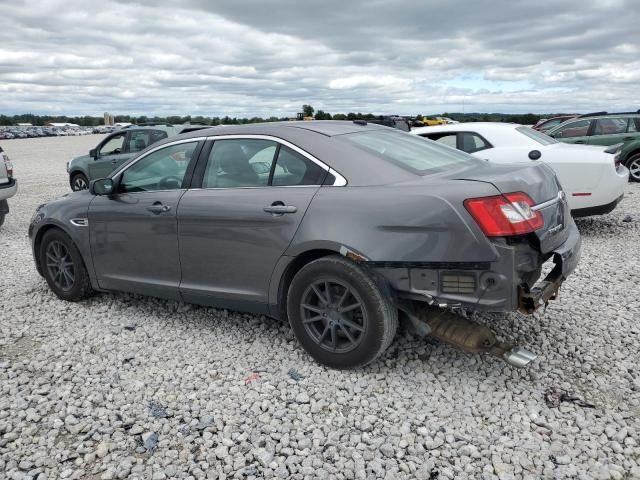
(340, 130, 481, 175)
(516, 126, 558, 145)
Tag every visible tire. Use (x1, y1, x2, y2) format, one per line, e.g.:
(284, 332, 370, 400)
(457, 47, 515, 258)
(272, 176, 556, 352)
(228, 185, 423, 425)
(39, 229, 94, 301)
(70, 172, 89, 191)
(0, 213, 4, 227)
(286, 255, 398, 369)
(627, 153, 640, 182)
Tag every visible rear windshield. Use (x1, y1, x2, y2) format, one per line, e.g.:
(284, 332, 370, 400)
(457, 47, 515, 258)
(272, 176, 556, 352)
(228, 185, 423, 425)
(516, 126, 558, 145)
(340, 130, 481, 175)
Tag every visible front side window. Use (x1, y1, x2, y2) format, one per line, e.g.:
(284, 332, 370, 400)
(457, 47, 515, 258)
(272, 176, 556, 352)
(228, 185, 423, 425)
(272, 146, 327, 186)
(593, 118, 627, 136)
(341, 130, 480, 175)
(203, 139, 277, 188)
(628, 118, 640, 133)
(120, 141, 198, 193)
(553, 120, 591, 138)
(99, 133, 125, 156)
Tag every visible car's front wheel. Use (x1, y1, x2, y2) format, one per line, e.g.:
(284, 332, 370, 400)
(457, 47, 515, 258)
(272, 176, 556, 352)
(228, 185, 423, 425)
(39, 229, 94, 301)
(0, 213, 4, 227)
(627, 153, 640, 182)
(70, 172, 89, 191)
(287, 255, 397, 369)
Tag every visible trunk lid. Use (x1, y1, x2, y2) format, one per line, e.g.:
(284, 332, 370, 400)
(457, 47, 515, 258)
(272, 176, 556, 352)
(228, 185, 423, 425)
(451, 162, 570, 254)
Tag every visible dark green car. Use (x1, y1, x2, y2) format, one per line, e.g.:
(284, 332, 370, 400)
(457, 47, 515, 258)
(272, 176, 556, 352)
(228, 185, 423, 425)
(546, 112, 640, 181)
(66, 125, 204, 191)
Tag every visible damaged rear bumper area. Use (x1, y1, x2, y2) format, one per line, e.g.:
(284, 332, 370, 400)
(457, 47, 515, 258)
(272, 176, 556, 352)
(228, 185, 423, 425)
(368, 221, 581, 314)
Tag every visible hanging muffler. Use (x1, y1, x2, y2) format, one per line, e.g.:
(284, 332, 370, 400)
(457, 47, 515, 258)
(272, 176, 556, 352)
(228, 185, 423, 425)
(409, 304, 537, 368)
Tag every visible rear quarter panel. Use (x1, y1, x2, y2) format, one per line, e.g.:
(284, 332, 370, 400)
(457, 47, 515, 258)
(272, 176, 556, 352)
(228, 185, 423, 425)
(287, 181, 502, 263)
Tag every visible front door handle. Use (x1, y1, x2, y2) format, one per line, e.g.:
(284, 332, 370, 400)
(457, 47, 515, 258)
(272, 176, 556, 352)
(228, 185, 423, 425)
(147, 202, 171, 214)
(623, 137, 634, 141)
(111, 159, 118, 164)
(263, 205, 297, 215)
(574, 140, 586, 144)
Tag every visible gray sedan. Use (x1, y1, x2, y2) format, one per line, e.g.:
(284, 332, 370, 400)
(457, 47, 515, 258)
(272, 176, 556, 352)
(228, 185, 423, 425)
(29, 121, 581, 368)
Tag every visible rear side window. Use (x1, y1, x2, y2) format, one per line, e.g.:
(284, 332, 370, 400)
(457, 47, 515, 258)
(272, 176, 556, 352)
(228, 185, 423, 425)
(628, 118, 640, 133)
(126, 130, 168, 153)
(342, 130, 480, 175)
(272, 146, 326, 186)
(593, 118, 627, 136)
(459, 132, 491, 153)
(553, 120, 590, 138)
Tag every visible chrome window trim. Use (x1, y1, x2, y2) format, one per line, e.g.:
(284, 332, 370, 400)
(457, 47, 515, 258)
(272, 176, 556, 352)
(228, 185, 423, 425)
(111, 134, 349, 188)
(111, 137, 207, 178)
(531, 191, 565, 211)
(203, 134, 348, 187)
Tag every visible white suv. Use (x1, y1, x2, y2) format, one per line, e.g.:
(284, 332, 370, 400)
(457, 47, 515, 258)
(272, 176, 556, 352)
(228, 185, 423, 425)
(0, 145, 17, 227)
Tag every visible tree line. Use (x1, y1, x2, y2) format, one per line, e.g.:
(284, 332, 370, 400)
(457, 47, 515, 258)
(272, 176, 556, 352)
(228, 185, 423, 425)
(0, 108, 569, 127)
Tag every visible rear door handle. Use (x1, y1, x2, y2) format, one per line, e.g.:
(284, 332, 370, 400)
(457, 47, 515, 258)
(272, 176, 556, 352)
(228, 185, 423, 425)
(574, 140, 586, 144)
(147, 202, 171, 214)
(263, 205, 297, 215)
(623, 137, 634, 141)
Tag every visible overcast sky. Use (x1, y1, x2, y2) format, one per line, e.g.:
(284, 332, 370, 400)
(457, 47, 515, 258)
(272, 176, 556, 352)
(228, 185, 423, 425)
(1, 0, 639, 117)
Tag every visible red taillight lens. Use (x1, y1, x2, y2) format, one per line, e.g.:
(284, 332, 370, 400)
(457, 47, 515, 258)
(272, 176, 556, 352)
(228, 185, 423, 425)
(464, 192, 544, 237)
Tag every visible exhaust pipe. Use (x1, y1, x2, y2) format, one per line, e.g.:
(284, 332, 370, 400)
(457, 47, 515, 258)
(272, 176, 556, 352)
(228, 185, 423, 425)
(502, 347, 537, 368)
(413, 305, 537, 368)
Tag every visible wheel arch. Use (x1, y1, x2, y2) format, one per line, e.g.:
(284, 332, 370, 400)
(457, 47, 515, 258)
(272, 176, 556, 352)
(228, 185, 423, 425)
(272, 248, 340, 320)
(33, 224, 69, 276)
(69, 169, 89, 189)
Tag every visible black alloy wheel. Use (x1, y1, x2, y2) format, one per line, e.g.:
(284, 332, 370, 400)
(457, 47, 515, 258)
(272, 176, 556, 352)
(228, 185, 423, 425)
(300, 278, 367, 353)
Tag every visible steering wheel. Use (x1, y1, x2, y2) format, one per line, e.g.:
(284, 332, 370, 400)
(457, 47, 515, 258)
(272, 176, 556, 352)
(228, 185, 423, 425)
(157, 176, 183, 190)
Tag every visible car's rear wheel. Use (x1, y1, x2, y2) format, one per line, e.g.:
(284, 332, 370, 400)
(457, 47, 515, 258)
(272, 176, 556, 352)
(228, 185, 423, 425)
(627, 153, 640, 182)
(0, 213, 4, 227)
(287, 255, 397, 369)
(70, 172, 89, 191)
(40, 229, 94, 301)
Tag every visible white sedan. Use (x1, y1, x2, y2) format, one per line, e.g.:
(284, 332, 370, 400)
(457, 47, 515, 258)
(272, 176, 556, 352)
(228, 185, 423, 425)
(412, 123, 629, 217)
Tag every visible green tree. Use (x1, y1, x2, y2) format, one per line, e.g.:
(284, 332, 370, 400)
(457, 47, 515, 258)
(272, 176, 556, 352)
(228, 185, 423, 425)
(302, 104, 315, 117)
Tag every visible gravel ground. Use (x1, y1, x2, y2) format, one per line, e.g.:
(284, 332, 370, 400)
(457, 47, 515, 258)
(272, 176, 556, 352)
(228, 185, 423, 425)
(0, 136, 639, 480)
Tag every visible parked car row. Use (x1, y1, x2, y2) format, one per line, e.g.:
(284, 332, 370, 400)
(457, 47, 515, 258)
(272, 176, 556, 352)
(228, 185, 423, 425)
(19, 115, 632, 369)
(0, 145, 16, 227)
(412, 122, 628, 216)
(0, 126, 95, 139)
(544, 111, 640, 182)
(32, 121, 580, 369)
(66, 123, 209, 190)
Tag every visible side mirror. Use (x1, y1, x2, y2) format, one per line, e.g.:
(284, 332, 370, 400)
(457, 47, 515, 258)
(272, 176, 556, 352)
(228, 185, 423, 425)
(90, 178, 115, 196)
(89, 148, 98, 159)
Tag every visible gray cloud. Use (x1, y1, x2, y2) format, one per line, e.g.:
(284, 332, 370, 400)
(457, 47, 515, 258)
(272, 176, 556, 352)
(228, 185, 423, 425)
(0, 0, 638, 116)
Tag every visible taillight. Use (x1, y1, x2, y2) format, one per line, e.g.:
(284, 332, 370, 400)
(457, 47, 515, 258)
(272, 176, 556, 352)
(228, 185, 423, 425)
(464, 192, 544, 237)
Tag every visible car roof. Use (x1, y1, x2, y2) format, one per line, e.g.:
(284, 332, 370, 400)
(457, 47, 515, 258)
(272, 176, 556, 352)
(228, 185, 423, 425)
(176, 120, 389, 139)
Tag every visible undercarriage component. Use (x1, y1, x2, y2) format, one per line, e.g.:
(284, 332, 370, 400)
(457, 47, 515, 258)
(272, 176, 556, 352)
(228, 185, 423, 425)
(413, 304, 537, 368)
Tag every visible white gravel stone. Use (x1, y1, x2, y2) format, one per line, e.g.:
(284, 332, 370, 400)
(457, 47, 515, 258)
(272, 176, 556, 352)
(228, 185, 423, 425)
(0, 135, 639, 479)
